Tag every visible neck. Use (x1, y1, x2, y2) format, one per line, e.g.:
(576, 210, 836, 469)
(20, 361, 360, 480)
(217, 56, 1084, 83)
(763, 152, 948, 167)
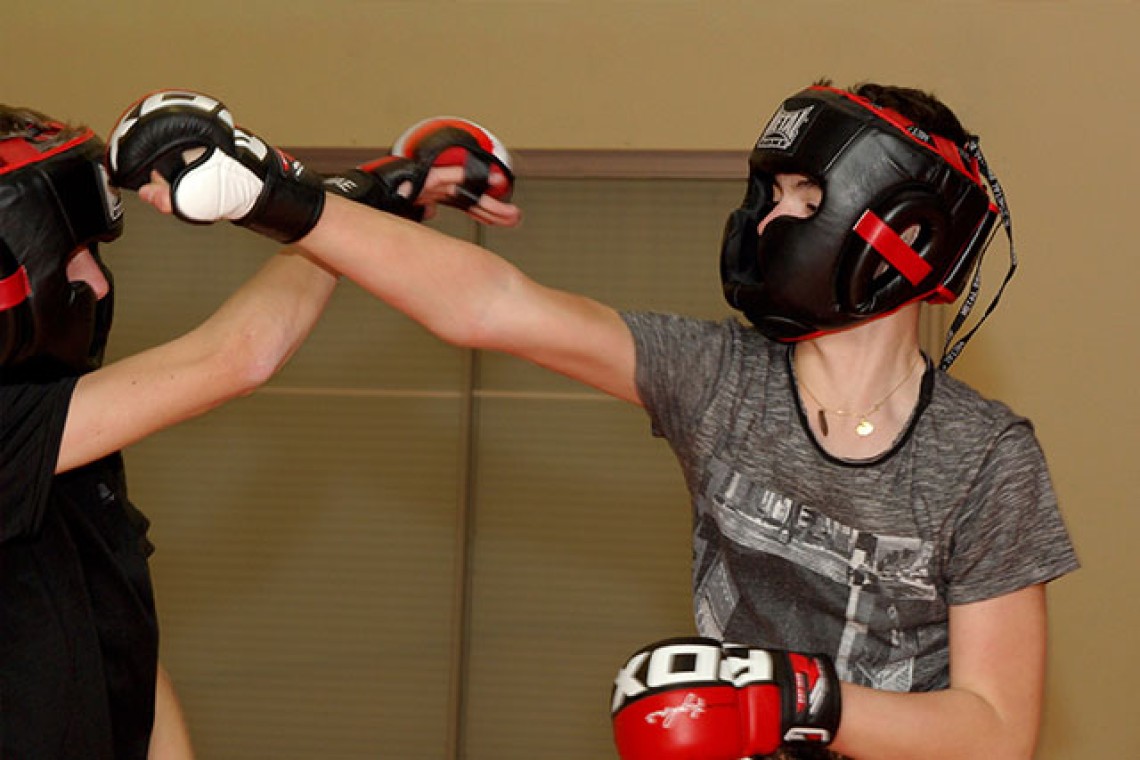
(795, 309, 922, 408)
(791, 307, 926, 454)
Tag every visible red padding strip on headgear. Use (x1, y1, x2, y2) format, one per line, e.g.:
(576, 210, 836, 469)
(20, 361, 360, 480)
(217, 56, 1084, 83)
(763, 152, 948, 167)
(853, 211, 933, 285)
(808, 86, 986, 187)
(932, 134, 971, 178)
(0, 127, 96, 176)
(0, 267, 31, 310)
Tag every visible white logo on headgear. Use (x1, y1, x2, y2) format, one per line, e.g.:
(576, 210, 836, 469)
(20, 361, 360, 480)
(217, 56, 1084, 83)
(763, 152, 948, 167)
(97, 164, 124, 222)
(757, 104, 815, 150)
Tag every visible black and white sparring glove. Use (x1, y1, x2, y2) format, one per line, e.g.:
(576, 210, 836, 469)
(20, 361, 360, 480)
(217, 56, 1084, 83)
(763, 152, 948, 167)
(611, 637, 842, 760)
(322, 116, 515, 221)
(107, 90, 325, 243)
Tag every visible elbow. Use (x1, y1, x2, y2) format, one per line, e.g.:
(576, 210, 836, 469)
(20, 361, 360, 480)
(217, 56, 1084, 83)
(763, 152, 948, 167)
(982, 741, 1037, 760)
(429, 263, 527, 351)
(440, 313, 502, 353)
(965, 691, 1042, 760)
(1001, 730, 1040, 760)
(237, 348, 286, 393)
(213, 323, 292, 396)
(425, 314, 482, 351)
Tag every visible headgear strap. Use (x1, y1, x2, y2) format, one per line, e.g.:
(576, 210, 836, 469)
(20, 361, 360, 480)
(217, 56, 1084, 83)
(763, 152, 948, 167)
(938, 139, 1016, 369)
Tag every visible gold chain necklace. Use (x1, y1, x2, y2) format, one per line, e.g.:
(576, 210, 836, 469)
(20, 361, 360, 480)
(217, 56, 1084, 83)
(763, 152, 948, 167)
(796, 353, 923, 438)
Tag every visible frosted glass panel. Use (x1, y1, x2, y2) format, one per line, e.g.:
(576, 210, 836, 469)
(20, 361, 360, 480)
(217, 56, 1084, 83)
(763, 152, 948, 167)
(126, 393, 465, 760)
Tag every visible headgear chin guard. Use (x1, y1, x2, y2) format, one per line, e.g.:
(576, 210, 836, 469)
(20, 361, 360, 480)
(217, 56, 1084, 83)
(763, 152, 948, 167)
(720, 85, 1007, 362)
(0, 123, 123, 374)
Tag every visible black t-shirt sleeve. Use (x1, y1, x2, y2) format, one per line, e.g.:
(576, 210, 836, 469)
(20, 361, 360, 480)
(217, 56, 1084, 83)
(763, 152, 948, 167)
(0, 377, 79, 541)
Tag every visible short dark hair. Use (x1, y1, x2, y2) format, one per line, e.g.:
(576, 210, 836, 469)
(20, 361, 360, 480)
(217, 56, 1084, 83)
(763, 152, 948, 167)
(0, 105, 86, 150)
(814, 78, 973, 147)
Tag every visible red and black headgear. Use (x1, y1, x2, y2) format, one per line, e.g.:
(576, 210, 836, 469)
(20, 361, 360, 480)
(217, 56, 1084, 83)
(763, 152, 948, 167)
(720, 85, 1005, 356)
(0, 122, 123, 374)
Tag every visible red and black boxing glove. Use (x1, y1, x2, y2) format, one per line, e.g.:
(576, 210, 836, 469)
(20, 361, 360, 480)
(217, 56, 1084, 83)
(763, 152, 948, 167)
(323, 116, 514, 221)
(610, 637, 841, 759)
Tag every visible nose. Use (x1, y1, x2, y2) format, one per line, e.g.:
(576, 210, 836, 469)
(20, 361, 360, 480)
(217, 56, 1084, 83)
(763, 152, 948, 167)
(756, 196, 816, 237)
(756, 211, 776, 237)
(756, 203, 792, 237)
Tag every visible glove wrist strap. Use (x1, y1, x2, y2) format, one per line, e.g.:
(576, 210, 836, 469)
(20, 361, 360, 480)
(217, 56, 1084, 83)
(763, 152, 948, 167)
(779, 651, 842, 748)
(242, 162, 326, 243)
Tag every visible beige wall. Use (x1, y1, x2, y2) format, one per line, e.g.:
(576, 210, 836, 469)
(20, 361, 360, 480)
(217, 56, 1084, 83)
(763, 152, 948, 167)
(6, 1, 1137, 757)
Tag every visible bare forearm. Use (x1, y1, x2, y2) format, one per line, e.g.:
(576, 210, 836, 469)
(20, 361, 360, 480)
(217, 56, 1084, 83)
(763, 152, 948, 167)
(832, 682, 1039, 760)
(298, 193, 519, 347)
(60, 250, 337, 472)
(148, 665, 195, 760)
(197, 248, 339, 385)
(295, 194, 642, 402)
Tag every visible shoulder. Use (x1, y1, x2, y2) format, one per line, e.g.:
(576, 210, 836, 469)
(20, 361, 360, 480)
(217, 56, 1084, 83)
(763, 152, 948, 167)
(927, 369, 1033, 440)
(620, 312, 785, 437)
(914, 369, 1053, 497)
(621, 312, 786, 398)
(927, 374, 1077, 602)
(0, 372, 79, 432)
(0, 374, 80, 538)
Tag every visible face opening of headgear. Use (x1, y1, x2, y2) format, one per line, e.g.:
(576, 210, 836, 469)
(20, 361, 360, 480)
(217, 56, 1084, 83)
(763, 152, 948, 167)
(0, 120, 124, 376)
(720, 84, 1013, 367)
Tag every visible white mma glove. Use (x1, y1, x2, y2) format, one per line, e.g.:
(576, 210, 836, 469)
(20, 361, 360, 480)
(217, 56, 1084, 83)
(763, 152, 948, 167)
(108, 89, 325, 243)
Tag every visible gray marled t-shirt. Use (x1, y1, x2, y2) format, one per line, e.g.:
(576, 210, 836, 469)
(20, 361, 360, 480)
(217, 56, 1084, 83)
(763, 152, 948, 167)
(623, 312, 1079, 695)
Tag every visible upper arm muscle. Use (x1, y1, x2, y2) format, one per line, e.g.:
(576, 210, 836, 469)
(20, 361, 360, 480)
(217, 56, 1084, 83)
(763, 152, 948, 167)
(949, 584, 1048, 755)
(58, 333, 236, 473)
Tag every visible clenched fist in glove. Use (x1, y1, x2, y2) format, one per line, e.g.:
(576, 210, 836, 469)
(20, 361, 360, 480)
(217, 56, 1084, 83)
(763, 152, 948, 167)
(107, 89, 326, 243)
(323, 116, 515, 222)
(611, 637, 841, 759)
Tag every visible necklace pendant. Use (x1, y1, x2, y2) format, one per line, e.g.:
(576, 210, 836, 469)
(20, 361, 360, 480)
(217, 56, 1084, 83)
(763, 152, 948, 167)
(818, 410, 829, 437)
(855, 418, 875, 437)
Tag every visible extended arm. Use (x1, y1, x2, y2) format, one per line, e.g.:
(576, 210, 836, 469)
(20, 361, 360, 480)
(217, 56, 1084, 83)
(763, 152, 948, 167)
(299, 193, 640, 403)
(111, 89, 641, 405)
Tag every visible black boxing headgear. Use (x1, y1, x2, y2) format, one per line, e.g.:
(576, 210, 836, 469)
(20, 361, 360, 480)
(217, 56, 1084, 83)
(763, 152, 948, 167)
(720, 85, 1001, 347)
(0, 123, 123, 373)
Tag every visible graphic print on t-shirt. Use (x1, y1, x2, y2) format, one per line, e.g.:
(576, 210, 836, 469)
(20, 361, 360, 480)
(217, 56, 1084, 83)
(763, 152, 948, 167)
(693, 456, 937, 692)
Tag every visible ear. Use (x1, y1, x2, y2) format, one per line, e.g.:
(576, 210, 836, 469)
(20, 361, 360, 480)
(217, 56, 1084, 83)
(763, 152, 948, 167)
(838, 188, 949, 315)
